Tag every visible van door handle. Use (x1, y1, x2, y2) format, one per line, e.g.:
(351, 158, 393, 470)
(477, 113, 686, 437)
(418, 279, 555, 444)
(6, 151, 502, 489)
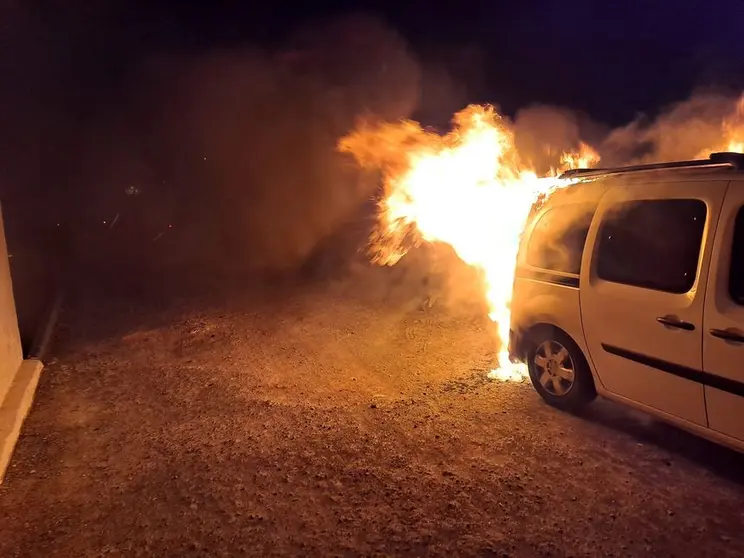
(656, 316, 696, 331)
(710, 328, 744, 344)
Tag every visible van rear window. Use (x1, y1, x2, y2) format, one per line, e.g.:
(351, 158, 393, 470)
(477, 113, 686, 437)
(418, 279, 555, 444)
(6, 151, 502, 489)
(525, 202, 597, 275)
(596, 199, 706, 294)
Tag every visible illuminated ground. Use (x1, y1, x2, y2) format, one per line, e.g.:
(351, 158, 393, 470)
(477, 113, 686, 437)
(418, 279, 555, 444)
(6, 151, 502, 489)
(1, 268, 744, 557)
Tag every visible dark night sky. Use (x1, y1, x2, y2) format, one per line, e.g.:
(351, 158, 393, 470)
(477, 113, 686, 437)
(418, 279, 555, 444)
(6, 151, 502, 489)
(5, 0, 742, 124)
(91, 0, 744, 124)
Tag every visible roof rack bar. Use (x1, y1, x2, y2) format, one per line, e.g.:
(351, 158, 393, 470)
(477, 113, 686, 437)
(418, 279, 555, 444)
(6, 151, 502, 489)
(560, 151, 744, 180)
(710, 152, 744, 168)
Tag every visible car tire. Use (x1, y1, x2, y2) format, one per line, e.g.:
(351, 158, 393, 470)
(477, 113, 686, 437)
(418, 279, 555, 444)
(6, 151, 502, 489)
(527, 327, 596, 412)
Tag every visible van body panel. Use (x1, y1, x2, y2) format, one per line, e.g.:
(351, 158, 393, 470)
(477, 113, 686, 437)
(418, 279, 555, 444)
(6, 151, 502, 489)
(510, 170, 744, 452)
(702, 179, 744, 441)
(510, 271, 584, 352)
(580, 179, 727, 426)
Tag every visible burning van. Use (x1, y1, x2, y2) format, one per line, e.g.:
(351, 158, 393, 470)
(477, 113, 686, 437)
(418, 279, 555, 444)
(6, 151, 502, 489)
(509, 152, 744, 453)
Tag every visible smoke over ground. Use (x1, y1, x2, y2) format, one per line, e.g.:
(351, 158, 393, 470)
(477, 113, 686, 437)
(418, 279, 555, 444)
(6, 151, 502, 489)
(1, 1, 743, 337)
(1, 10, 423, 272)
(0, 8, 429, 340)
(74, 14, 422, 281)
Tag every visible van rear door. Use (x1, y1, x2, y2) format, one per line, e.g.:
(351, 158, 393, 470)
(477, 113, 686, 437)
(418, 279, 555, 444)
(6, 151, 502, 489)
(580, 179, 726, 425)
(702, 182, 744, 441)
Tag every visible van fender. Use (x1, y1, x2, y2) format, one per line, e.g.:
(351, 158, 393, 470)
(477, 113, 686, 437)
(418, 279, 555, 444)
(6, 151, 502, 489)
(509, 291, 606, 390)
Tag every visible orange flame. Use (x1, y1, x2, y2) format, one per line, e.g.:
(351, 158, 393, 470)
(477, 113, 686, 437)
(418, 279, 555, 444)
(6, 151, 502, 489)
(697, 95, 744, 157)
(557, 142, 600, 174)
(724, 96, 744, 153)
(340, 97, 743, 382)
(340, 105, 594, 380)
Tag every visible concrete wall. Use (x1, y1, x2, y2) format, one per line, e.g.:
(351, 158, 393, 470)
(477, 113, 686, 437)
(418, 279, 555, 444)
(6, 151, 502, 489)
(0, 205, 23, 405)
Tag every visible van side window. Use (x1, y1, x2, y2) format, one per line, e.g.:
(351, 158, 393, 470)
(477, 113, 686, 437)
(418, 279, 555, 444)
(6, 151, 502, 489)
(730, 207, 744, 304)
(596, 199, 706, 294)
(526, 202, 597, 275)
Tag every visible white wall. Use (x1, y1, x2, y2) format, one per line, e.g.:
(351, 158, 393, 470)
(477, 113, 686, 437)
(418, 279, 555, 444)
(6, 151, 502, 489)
(0, 205, 22, 404)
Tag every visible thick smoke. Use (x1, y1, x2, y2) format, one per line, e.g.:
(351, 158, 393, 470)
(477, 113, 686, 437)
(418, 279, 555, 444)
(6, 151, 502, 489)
(512, 90, 744, 171)
(513, 104, 608, 175)
(2, 10, 422, 290)
(599, 90, 742, 165)
(95, 15, 421, 280)
(415, 44, 486, 127)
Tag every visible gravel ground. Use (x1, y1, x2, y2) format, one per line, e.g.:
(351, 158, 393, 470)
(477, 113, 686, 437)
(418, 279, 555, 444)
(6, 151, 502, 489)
(1, 269, 744, 557)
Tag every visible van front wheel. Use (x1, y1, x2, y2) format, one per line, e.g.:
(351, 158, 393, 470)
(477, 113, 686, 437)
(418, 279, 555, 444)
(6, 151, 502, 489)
(527, 329, 596, 412)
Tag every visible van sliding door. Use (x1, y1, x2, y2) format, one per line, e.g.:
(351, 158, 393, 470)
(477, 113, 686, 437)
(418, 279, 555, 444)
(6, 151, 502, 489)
(580, 180, 726, 424)
(702, 182, 744, 441)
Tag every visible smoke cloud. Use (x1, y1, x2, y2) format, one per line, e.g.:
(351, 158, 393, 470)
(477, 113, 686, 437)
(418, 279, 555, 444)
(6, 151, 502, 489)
(2, 0, 743, 314)
(511, 89, 744, 172)
(2, 10, 423, 288)
(114, 15, 420, 279)
(598, 90, 742, 165)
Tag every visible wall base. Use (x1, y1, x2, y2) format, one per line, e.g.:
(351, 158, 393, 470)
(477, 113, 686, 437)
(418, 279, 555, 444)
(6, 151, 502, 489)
(0, 359, 44, 484)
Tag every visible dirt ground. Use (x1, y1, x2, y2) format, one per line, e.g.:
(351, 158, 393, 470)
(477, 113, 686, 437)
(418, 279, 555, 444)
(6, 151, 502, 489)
(1, 266, 744, 557)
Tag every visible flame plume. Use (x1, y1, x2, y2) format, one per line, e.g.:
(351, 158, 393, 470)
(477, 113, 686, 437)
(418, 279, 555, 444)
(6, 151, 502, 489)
(340, 105, 593, 380)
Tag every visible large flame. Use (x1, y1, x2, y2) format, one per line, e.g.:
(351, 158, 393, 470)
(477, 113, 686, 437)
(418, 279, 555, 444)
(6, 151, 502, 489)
(721, 96, 744, 154)
(339, 97, 741, 383)
(339, 105, 595, 381)
(698, 95, 744, 156)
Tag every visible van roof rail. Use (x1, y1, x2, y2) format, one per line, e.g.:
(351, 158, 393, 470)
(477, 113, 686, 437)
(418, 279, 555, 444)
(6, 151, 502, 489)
(559, 151, 744, 180)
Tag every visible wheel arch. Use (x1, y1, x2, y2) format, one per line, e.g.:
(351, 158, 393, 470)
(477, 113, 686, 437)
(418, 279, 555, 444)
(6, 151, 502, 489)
(512, 321, 570, 361)
(511, 321, 601, 392)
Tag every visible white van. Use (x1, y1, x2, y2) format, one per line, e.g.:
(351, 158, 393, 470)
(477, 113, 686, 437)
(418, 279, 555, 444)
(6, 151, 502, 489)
(509, 152, 744, 453)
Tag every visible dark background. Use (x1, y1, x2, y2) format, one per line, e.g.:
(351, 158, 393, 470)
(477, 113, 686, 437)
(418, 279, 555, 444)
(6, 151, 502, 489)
(1, 0, 743, 345)
(11, 0, 733, 124)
